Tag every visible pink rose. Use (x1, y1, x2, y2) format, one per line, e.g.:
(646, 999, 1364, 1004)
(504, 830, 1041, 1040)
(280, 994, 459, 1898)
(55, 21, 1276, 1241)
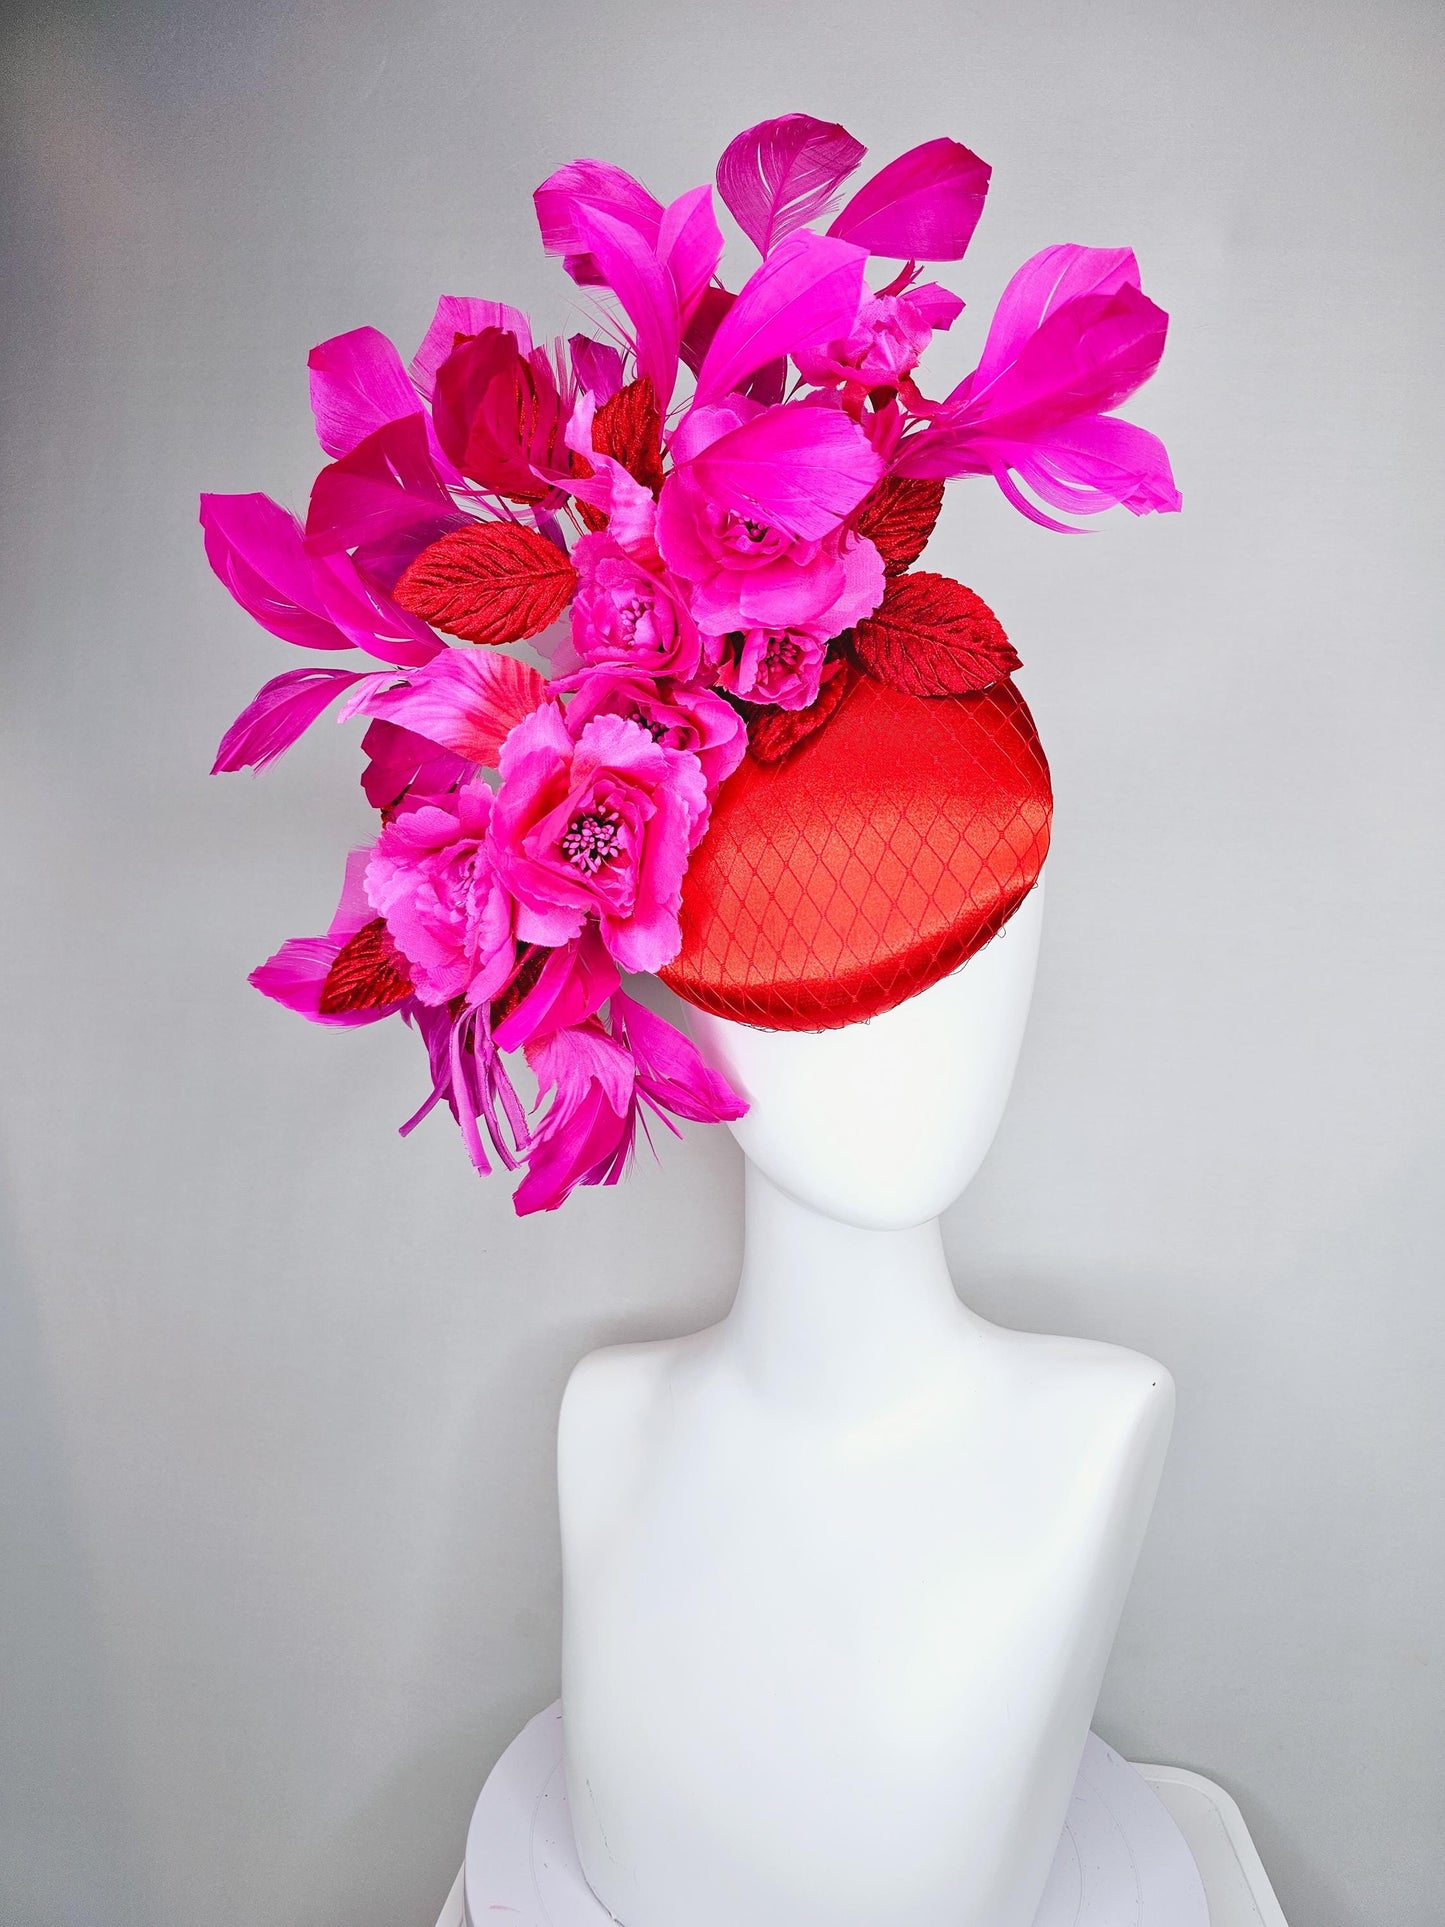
(569, 531, 707, 680)
(560, 667, 746, 818)
(794, 280, 965, 392)
(716, 628, 827, 711)
(657, 401, 885, 638)
(490, 702, 708, 973)
(364, 781, 515, 1008)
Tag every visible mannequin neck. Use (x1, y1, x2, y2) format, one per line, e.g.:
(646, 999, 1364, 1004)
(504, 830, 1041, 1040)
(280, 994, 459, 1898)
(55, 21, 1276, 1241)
(721, 1162, 982, 1414)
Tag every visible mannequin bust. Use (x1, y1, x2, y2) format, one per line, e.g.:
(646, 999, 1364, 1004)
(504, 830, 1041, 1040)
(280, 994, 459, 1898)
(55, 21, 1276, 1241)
(557, 879, 1174, 1927)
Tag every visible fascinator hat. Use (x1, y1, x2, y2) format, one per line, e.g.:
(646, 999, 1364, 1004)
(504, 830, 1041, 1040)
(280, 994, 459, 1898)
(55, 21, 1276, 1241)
(201, 115, 1178, 1210)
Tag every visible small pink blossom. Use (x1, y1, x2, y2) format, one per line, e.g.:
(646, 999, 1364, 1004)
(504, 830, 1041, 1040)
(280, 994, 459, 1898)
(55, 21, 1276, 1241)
(569, 532, 707, 680)
(716, 627, 827, 710)
(364, 782, 515, 1008)
(794, 278, 964, 391)
(657, 396, 885, 635)
(560, 668, 746, 814)
(490, 702, 707, 973)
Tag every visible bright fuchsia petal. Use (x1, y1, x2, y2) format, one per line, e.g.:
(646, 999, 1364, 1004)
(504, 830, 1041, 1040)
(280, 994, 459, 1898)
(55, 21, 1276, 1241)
(493, 925, 620, 1051)
(359, 718, 472, 811)
(571, 201, 681, 407)
(692, 230, 868, 405)
(828, 137, 991, 261)
(212, 665, 369, 773)
(308, 327, 421, 458)
(569, 333, 625, 401)
(612, 991, 746, 1124)
(305, 415, 469, 560)
(658, 184, 725, 323)
(411, 297, 533, 398)
(686, 400, 883, 539)
(200, 493, 354, 652)
(970, 245, 1138, 394)
(339, 648, 546, 764)
(717, 115, 867, 256)
(250, 847, 402, 1028)
(534, 159, 664, 285)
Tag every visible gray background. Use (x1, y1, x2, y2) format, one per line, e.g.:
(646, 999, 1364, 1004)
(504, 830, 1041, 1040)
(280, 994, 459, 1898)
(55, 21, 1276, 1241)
(2, 1, 1442, 1923)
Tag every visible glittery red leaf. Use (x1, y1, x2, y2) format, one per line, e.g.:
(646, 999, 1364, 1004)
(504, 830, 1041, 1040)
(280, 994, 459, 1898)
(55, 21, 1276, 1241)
(318, 917, 413, 1015)
(393, 521, 577, 646)
(852, 572, 1019, 696)
(745, 658, 857, 764)
(852, 474, 944, 575)
(590, 375, 666, 497)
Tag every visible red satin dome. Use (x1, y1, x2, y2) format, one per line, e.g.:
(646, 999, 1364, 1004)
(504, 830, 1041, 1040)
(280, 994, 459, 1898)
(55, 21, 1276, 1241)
(659, 676, 1052, 1032)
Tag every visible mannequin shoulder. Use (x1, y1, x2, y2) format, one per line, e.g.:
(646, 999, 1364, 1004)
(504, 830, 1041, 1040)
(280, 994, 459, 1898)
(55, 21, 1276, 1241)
(992, 1327, 1176, 1448)
(559, 1330, 703, 1457)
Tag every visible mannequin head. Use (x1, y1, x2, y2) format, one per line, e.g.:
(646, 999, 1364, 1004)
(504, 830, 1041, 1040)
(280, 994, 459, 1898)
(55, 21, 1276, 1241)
(683, 879, 1044, 1230)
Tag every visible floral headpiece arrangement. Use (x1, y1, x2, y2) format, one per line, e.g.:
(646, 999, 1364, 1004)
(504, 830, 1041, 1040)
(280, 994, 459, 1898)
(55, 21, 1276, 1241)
(202, 114, 1178, 1213)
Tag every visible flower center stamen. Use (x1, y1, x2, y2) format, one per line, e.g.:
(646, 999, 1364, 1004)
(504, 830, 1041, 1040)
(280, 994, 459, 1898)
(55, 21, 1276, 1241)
(561, 806, 624, 875)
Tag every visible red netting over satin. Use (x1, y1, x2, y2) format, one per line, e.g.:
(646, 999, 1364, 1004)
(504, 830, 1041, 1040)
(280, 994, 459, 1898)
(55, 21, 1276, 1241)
(659, 677, 1052, 1031)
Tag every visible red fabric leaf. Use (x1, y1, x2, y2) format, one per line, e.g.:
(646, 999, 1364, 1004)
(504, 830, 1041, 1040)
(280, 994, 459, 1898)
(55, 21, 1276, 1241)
(852, 572, 1020, 695)
(745, 658, 856, 763)
(852, 475, 945, 575)
(590, 375, 666, 497)
(318, 917, 413, 1015)
(393, 522, 577, 646)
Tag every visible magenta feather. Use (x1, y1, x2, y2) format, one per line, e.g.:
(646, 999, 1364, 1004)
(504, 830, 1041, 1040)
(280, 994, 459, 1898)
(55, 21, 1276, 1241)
(828, 137, 990, 261)
(686, 402, 882, 540)
(212, 666, 368, 773)
(693, 230, 867, 405)
(716, 114, 866, 256)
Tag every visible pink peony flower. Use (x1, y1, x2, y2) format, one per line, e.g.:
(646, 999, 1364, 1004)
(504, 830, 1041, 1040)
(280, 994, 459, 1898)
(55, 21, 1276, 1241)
(490, 703, 708, 973)
(794, 277, 964, 391)
(716, 627, 828, 711)
(569, 532, 707, 680)
(559, 667, 746, 813)
(364, 781, 515, 1008)
(657, 397, 885, 637)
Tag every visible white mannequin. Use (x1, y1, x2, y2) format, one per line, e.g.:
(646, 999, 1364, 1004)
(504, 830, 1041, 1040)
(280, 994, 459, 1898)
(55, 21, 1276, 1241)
(557, 879, 1175, 1927)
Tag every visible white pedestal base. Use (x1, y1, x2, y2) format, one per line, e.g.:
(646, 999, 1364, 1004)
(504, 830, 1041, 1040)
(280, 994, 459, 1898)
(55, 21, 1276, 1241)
(461, 1704, 1210, 1927)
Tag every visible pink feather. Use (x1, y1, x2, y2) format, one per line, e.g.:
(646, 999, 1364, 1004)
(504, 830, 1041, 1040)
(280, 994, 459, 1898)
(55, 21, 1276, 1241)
(686, 400, 883, 539)
(693, 230, 868, 405)
(338, 648, 547, 766)
(308, 327, 421, 458)
(829, 137, 991, 261)
(716, 114, 866, 256)
(213, 665, 369, 773)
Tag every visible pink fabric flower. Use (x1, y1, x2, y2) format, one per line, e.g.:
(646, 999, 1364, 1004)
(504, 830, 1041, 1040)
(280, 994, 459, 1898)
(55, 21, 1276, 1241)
(657, 398, 885, 637)
(794, 277, 964, 391)
(569, 532, 707, 680)
(490, 703, 707, 973)
(559, 668, 747, 811)
(716, 627, 827, 710)
(364, 781, 515, 1008)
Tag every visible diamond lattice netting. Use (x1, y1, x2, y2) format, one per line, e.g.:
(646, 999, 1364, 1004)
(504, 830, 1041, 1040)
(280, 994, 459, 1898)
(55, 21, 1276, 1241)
(659, 676, 1053, 1032)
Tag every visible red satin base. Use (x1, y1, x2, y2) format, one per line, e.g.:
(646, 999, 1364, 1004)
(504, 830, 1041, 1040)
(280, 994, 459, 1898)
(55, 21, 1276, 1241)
(660, 676, 1052, 1032)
